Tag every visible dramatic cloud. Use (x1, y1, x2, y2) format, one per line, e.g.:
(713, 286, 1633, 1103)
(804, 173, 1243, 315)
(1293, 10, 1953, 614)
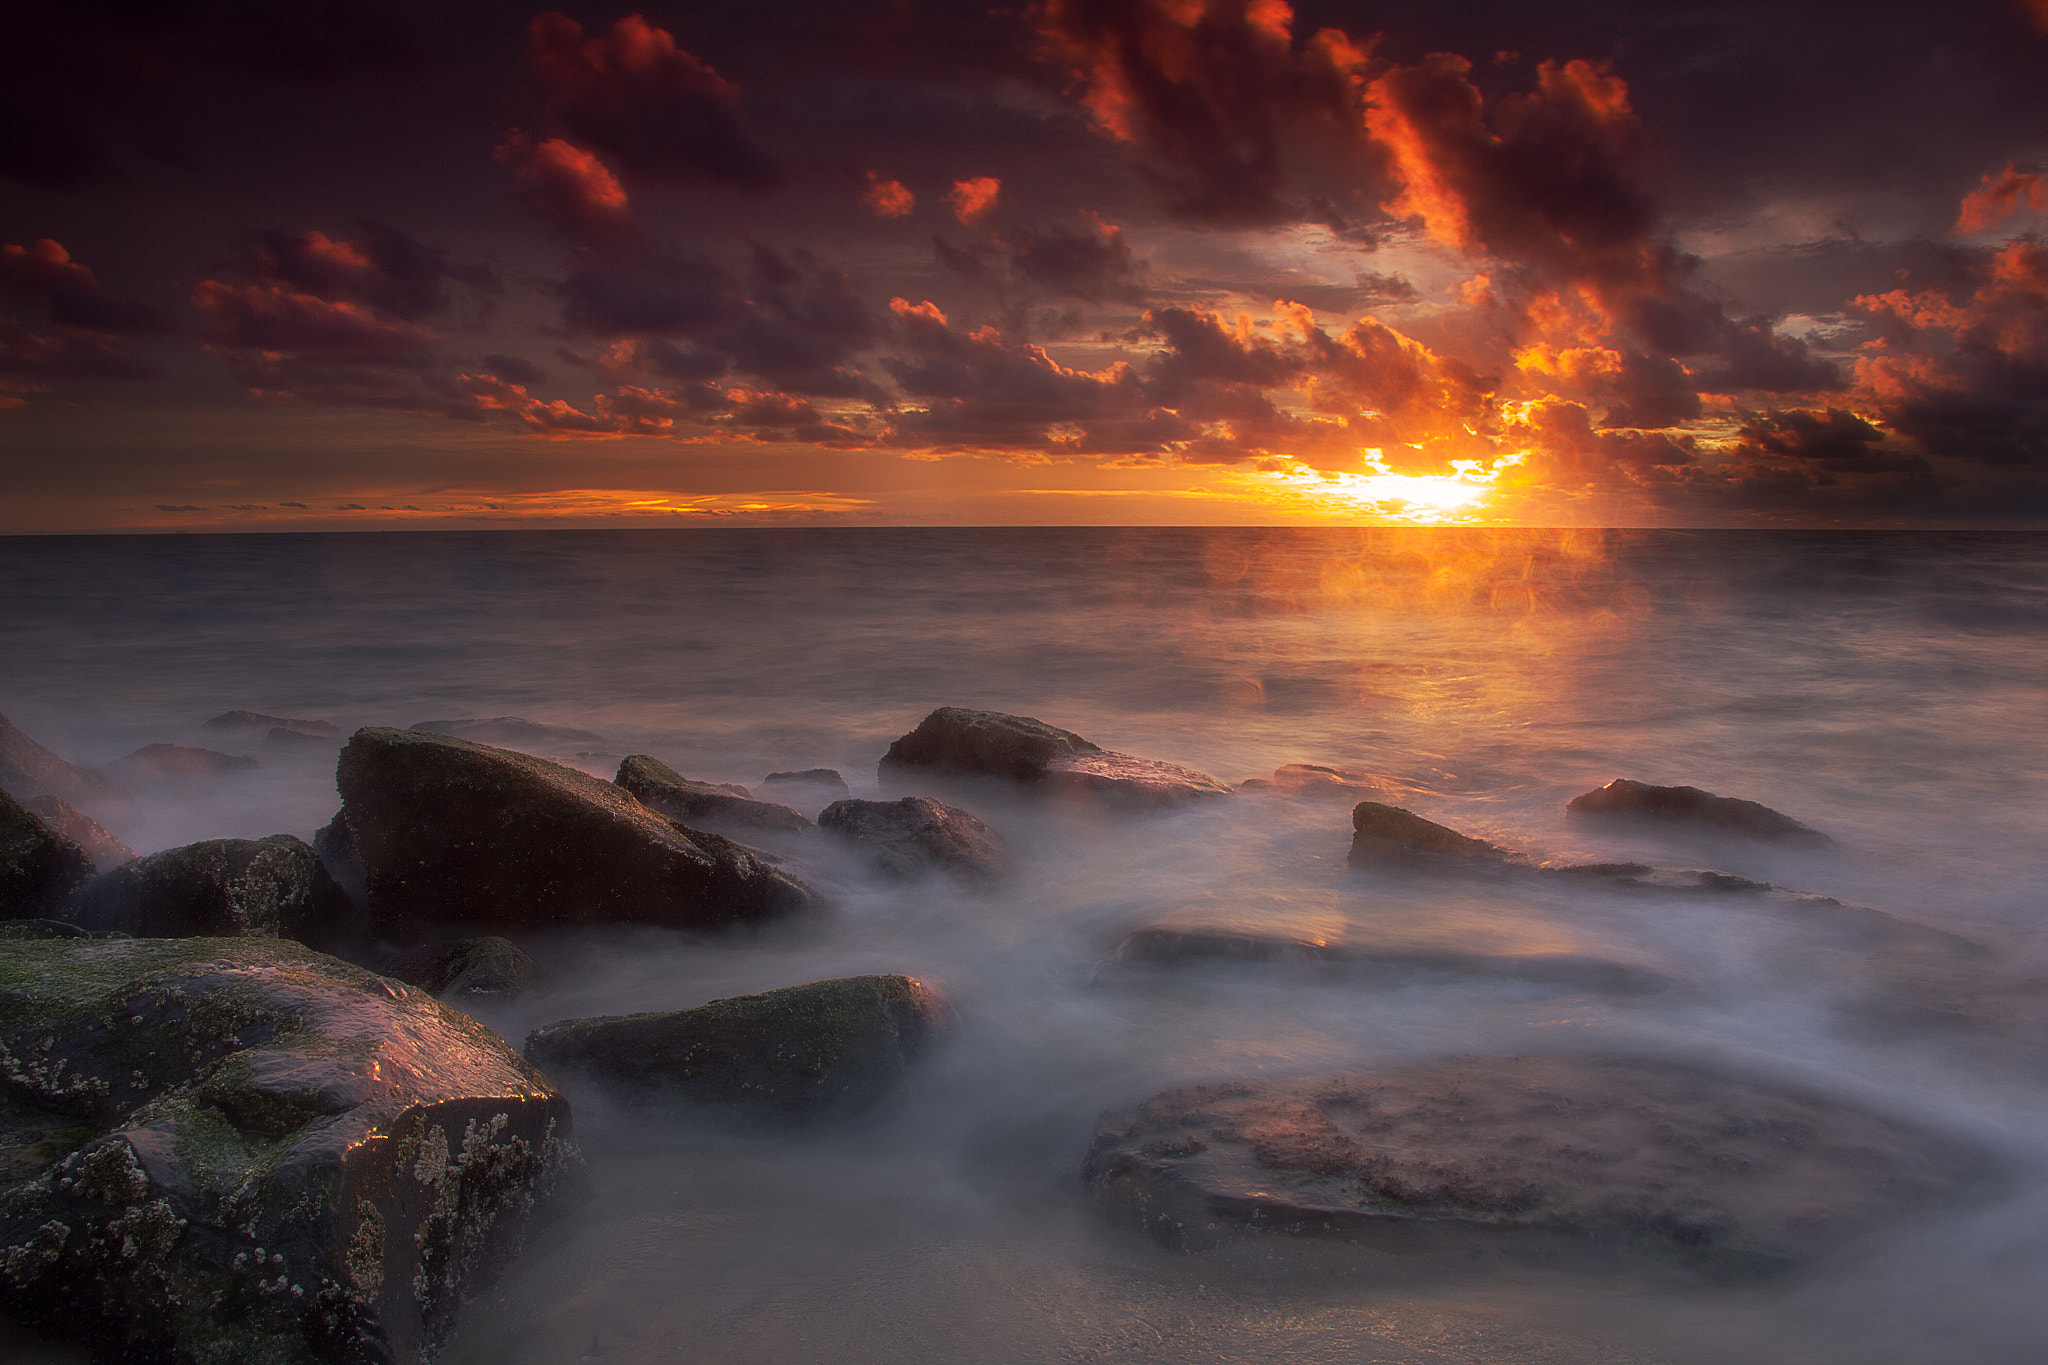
(0, 239, 168, 333)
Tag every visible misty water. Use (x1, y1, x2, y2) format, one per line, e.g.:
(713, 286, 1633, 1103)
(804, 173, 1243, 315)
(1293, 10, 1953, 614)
(4, 527, 2047, 1363)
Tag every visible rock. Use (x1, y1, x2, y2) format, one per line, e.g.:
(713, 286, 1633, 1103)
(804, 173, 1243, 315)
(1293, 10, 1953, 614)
(388, 937, 544, 1003)
(64, 835, 357, 948)
(880, 707, 1232, 808)
(524, 974, 948, 1122)
(1108, 925, 1343, 969)
(761, 768, 848, 795)
(203, 710, 338, 739)
(0, 936, 582, 1363)
(22, 797, 133, 873)
(1566, 779, 1832, 846)
(1348, 801, 1513, 869)
(1253, 764, 1386, 802)
(337, 727, 815, 937)
(0, 714, 126, 809)
(1084, 1054, 1990, 1275)
(614, 755, 814, 834)
(408, 717, 606, 750)
(106, 743, 260, 778)
(818, 796, 1010, 880)
(0, 790, 94, 920)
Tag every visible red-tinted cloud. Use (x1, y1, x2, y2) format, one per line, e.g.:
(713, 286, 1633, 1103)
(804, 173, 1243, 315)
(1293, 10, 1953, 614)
(1958, 163, 2048, 234)
(947, 176, 1001, 224)
(862, 172, 915, 218)
(191, 280, 437, 354)
(250, 223, 491, 322)
(496, 132, 636, 244)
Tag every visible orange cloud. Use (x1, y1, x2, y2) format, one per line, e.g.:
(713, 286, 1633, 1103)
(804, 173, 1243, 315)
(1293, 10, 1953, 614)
(862, 171, 914, 218)
(190, 281, 437, 353)
(496, 131, 634, 241)
(947, 176, 1001, 224)
(1957, 162, 2048, 233)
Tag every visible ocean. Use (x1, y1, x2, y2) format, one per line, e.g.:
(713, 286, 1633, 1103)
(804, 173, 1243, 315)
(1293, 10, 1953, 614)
(3, 527, 2045, 1363)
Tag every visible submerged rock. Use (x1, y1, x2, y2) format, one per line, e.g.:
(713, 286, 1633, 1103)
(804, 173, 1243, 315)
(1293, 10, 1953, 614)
(388, 936, 544, 1003)
(22, 796, 133, 873)
(338, 727, 815, 937)
(1241, 764, 1385, 802)
(880, 707, 1232, 808)
(408, 717, 606, 750)
(0, 714, 126, 809)
(0, 790, 95, 920)
(1348, 801, 1513, 869)
(0, 935, 583, 1364)
(615, 755, 814, 834)
(525, 974, 949, 1122)
(818, 796, 1010, 880)
(204, 709, 339, 739)
(761, 768, 848, 796)
(1566, 779, 1832, 846)
(65, 835, 357, 947)
(1085, 1054, 1990, 1275)
(107, 743, 260, 779)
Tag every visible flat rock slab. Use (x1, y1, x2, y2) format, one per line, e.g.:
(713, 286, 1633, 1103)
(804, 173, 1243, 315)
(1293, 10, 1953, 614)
(615, 755, 814, 834)
(65, 834, 356, 947)
(0, 791, 94, 921)
(1085, 1054, 1991, 1276)
(1567, 779, 1832, 846)
(818, 796, 1010, 880)
(0, 714, 126, 811)
(525, 974, 949, 1122)
(0, 936, 583, 1363)
(881, 708, 1231, 808)
(337, 727, 816, 938)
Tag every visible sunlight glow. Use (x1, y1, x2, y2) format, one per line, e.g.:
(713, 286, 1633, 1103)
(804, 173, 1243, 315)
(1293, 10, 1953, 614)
(1245, 450, 1528, 524)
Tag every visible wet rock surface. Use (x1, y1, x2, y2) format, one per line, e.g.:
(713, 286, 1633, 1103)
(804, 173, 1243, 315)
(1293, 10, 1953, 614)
(64, 835, 357, 948)
(337, 727, 816, 938)
(1085, 1054, 1992, 1275)
(1567, 779, 1832, 846)
(0, 715, 125, 810)
(1348, 801, 1513, 869)
(818, 796, 1010, 880)
(21, 797, 133, 873)
(107, 743, 261, 779)
(388, 937, 544, 1003)
(525, 974, 949, 1122)
(204, 710, 338, 739)
(614, 755, 814, 834)
(0, 791, 94, 921)
(408, 717, 606, 751)
(1240, 764, 1386, 802)
(880, 707, 1232, 808)
(0, 936, 583, 1364)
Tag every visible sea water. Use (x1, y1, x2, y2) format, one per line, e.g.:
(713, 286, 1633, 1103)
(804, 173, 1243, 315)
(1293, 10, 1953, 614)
(2, 527, 2045, 1363)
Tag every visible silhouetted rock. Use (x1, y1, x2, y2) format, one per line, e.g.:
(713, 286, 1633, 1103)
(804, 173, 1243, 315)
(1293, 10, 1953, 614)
(0, 713, 126, 809)
(409, 717, 606, 750)
(525, 974, 948, 1122)
(761, 768, 848, 795)
(1348, 801, 1512, 869)
(615, 755, 813, 834)
(261, 726, 335, 751)
(106, 743, 260, 779)
(65, 835, 355, 947)
(23, 795, 133, 872)
(0, 935, 583, 1363)
(203, 709, 338, 738)
(819, 796, 1010, 880)
(1567, 779, 1832, 846)
(337, 727, 815, 937)
(880, 707, 1231, 808)
(1086, 1054, 1990, 1274)
(389, 936, 545, 1003)
(0, 788, 95, 919)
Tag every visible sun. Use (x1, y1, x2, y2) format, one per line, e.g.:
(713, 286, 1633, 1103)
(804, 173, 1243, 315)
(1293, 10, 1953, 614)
(1244, 450, 1527, 524)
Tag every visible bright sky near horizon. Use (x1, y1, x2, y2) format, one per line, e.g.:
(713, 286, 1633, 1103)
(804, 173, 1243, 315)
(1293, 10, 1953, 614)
(4, 0, 2047, 532)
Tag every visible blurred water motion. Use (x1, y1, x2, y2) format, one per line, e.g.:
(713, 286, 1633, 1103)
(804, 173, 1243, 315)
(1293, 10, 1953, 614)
(3, 527, 2045, 1364)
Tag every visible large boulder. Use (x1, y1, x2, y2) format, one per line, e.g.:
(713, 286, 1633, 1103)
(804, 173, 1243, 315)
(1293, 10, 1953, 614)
(1085, 1054, 1990, 1276)
(336, 727, 815, 937)
(0, 789, 94, 919)
(1348, 801, 1514, 869)
(0, 936, 583, 1363)
(880, 707, 1231, 808)
(818, 796, 1011, 880)
(0, 713, 126, 809)
(386, 937, 544, 1004)
(65, 835, 357, 947)
(22, 796, 133, 872)
(614, 755, 814, 834)
(525, 974, 949, 1122)
(1567, 779, 1832, 846)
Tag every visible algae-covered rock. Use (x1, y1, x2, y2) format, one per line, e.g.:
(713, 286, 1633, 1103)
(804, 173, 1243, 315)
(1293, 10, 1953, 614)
(818, 796, 1010, 881)
(0, 714, 126, 810)
(1348, 801, 1512, 869)
(22, 796, 133, 873)
(337, 727, 816, 938)
(525, 974, 949, 1122)
(614, 755, 814, 834)
(65, 835, 356, 948)
(0, 789, 94, 920)
(1085, 1054, 1991, 1276)
(388, 937, 544, 1003)
(0, 936, 583, 1363)
(1566, 779, 1832, 846)
(880, 708, 1232, 808)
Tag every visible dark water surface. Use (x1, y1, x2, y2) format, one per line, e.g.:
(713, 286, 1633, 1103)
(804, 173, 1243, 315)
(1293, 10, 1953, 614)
(3, 528, 2045, 1363)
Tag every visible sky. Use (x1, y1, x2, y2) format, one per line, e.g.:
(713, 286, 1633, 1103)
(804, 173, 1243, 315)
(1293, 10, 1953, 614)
(3, 0, 2047, 532)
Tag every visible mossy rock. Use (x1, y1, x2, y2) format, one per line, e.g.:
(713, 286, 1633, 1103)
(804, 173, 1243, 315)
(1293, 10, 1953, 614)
(0, 936, 583, 1363)
(65, 835, 357, 950)
(0, 788, 94, 920)
(525, 974, 949, 1122)
(387, 937, 544, 1003)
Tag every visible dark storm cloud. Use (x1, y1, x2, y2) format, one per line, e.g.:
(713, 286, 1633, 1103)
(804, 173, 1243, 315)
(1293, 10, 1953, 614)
(0, 240, 169, 334)
(0, 318, 162, 382)
(251, 223, 494, 321)
(481, 352, 545, 385)
(1734, 409, 1927, 475)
